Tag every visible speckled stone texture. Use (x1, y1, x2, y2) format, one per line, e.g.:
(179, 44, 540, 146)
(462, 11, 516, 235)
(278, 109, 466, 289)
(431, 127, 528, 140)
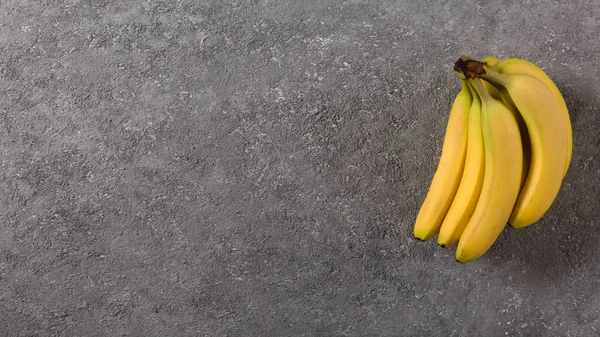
(1, 1, 599, 336)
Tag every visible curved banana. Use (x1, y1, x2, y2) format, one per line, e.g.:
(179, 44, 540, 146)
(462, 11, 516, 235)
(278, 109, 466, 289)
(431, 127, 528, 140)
(483, 78, 531, 192)
(456, 79, 523, 263)
(481, 66, 568, 229)
(413, 81, 471, 241)
(488, 58, 572, 176)
(437, 82, 485, 248)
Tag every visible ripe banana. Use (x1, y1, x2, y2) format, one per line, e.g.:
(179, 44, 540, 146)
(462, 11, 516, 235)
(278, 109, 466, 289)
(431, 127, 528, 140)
(413, 81, 471, 241)
(481, 65, 568, 229)
(482, 75, 531, 192)
(487, 57, 572, 176)
(413, 56, 571, 263)
(456, 78, 523, 263)
(437, 82, 485, 248)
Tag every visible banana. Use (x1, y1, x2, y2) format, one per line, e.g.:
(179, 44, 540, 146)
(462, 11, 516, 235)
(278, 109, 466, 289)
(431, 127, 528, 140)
(437, 82, 485, 248)
(487, 57, 572, 176)
(414, 56, 572, 262)
(456, 78, 523, 263)
(480, 56, 502, 68)
(481, 65, 568, 229)
(413, 81, 471, 241)
(483, 77, 531, 192)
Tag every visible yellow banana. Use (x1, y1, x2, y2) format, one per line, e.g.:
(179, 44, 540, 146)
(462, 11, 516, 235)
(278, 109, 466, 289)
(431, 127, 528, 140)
(413, 81, 471, 241)
(437, 82, 485, 248)
(480, 56, 502, 67)
(481, 66, 568, 229)
(456, 78, 523, 263)
(487, 57, 572, 176)
(482, 77, 531, 192)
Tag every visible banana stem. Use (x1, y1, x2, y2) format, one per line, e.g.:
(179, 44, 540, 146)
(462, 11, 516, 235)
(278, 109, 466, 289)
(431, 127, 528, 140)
(470, 78, 492, 102)
(465, 80, 481, 105)
(479, 66, 510, 87)
(453, 58, 486, 79)
(459, 79, 469, 93)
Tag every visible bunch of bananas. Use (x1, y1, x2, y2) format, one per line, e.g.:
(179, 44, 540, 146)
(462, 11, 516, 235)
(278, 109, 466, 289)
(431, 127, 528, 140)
(413, 56, 572, 263)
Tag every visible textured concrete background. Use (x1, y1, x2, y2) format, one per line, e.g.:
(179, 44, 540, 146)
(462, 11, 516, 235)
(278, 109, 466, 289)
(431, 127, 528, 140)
(1, 0, 599, 336)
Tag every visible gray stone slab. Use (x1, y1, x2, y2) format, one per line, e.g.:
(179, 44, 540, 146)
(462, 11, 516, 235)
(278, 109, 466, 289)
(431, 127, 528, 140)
(0, 1, 597, 336)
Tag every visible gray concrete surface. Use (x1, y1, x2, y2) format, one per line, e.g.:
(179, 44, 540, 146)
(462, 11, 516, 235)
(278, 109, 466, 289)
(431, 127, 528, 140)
(1, 0, 599, 336)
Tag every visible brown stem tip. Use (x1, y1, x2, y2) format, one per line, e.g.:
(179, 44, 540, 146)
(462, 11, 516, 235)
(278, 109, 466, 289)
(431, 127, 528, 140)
(453, 58, 486, 79)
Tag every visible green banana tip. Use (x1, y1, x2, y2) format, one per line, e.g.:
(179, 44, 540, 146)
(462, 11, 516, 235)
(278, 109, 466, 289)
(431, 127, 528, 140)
(453, 58, 486, 80)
